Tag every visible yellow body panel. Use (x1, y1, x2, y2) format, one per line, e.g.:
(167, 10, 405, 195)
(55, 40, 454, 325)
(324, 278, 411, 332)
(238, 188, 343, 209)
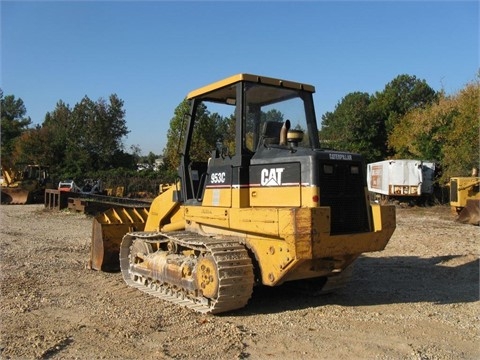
(450, 177, 480, 208)
(250, 186, 301, 207)
(202, 185, 319, 208)
(184, 203, 396, 286)
(187, 73, 315, 100)
(145, 184, 182, 231)
(202, 187, 232, 207)
(232, 187, 250, 208)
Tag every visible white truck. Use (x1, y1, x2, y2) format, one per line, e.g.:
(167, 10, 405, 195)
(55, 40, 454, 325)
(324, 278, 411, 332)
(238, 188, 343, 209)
(367, 159, 436, 202)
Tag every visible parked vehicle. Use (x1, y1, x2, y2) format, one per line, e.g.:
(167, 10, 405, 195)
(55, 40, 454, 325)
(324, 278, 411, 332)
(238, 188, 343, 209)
(1, 164, 53, 204)
(89, 73, 396, 314)
(450, 168, 479, 225)
(367, 159, 435, 204)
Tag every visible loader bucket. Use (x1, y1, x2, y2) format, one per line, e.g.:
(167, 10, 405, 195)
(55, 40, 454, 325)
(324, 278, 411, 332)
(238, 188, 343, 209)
(88, 207, 149, 271)
(456, 199, 480, 226)
(1, 188, 32, 204)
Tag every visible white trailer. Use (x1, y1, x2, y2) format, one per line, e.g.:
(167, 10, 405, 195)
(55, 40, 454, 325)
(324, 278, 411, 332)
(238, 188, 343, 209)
(367, 159, 435, 198)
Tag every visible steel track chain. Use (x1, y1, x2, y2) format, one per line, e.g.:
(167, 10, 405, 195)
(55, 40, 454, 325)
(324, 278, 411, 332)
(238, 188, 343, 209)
(119, 231, 254, 314)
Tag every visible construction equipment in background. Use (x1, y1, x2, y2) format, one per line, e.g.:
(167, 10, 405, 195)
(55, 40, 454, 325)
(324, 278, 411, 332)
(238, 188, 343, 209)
(58, 180, 82, 192)
(89, 73, 396, 314)
(105, 186, 125, 197)
(450, 168, 480, 225)
(46, 178, 108, 213)
(1, 164, 53, 204)
(46, 178, 149, 213)
(80, 179, 104, 195)
(367, 159, 436, 205)
(58, 179, 104, 194)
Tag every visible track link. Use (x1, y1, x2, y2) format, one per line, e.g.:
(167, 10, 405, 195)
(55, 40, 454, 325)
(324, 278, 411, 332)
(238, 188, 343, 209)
(119, 231, 254, 314)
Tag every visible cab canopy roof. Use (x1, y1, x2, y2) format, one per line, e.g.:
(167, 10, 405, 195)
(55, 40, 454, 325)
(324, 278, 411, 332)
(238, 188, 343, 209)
(187, 73, 315, 100)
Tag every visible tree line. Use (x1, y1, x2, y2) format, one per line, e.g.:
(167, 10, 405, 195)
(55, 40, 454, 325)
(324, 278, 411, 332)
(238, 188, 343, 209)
(0, 91, 170, 194)
(1, 73, 478, 194)
(319, 74, 479, 183)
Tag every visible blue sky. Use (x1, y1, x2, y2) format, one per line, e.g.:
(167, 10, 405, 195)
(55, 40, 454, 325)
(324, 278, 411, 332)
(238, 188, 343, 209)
(1, 1, 478, 155)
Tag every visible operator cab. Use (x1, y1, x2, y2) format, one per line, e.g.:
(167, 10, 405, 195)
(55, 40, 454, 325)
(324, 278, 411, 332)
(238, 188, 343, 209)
(179, 74, 319, 205)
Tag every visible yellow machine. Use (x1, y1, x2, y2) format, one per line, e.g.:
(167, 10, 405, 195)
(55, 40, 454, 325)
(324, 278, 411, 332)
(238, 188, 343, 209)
(90, 74, 396, 313)
(1, 164, 52, 204)
(450, 170, 480, 225)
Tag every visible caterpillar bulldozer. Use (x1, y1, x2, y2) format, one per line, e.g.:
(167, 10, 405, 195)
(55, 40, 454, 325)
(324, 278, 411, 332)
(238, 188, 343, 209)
(90, 74, 396, 314)
(450, 168, 480, 225)
(1, 164, 53, 204)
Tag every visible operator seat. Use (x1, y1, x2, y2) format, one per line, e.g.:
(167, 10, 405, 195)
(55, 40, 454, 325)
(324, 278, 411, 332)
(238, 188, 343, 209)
(260, 121, 284, 147)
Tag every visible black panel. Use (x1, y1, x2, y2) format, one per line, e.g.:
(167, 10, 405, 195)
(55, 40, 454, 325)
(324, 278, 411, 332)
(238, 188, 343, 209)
(450, 179, 458, 203)
(205, 165, 233, 187)
(319, 160, 370, 235)
(249, 163, 301, 186)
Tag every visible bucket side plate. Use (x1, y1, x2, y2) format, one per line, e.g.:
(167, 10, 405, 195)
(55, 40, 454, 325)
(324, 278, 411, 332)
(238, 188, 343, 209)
(88, 207, 149, 271)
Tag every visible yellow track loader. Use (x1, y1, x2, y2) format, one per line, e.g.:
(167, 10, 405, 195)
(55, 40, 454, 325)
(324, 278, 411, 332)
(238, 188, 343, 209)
(450, 170, 480, 225)
(1, 164, 53, 204)
(90, 74, 396, 313)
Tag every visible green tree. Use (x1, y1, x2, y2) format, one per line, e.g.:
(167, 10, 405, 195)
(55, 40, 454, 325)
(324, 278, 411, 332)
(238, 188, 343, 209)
(443, 81, 480, 179)
(11, 125, 61, 168)
(319, 74, 438, 161)
(389, 92, 452, 161)
(320, 92, 382, 163)
(262, 109, 284, 123)
(391, 79, 479, 183)
(43, 100, 72, 169)
(373, 74, 438, 155)
(59, 94, 129, 177)
(163, 99, 191, 171)
(12, 94, 131, 179)
(145, 151, 159, 166)
(163, 99, 221, 171)
(129, 144, 142, 165)
(1, 90, 32, 163)
(215, 113, 236, 156)
(190, 107, 218, 161)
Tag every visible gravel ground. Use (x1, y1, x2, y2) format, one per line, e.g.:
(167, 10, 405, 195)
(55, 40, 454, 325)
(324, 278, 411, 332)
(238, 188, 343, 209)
(0, 204, 478, 360)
